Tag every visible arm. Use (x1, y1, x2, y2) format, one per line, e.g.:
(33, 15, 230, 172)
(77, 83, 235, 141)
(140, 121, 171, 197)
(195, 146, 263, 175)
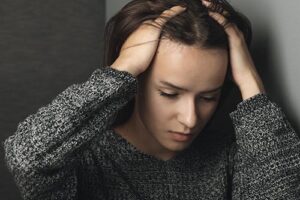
(200, 1, 300, 198)
(3, 66, 137, 199)
(227, 93, 300, 199)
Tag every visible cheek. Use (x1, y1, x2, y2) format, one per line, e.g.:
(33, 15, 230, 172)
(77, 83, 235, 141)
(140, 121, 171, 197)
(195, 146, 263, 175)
(197, 101, 220, 121)
(145, 93, 175, 122)
(137, 89, 172, 128)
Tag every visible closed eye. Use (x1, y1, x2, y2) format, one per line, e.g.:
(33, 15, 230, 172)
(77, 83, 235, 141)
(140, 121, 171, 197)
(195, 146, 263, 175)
(159, 91, 218, 101)
(159, 92, 178, 98)
(200, 96, 218, 101)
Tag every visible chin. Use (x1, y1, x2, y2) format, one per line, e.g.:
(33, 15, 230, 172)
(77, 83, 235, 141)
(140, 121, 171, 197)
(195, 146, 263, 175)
(164, 141, 192, 152)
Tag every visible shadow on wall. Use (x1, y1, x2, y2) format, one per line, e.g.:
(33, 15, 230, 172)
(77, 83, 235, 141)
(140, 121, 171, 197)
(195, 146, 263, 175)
(251, 28, 300, 136)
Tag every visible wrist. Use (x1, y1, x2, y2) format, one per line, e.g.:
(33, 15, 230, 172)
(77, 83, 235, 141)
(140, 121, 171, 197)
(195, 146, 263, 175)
(111, 58, 139, 77)
(238, 74, 266, 100)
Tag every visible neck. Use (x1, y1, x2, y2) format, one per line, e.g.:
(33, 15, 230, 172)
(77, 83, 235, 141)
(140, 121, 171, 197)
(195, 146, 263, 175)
(114, 106, 177, 161)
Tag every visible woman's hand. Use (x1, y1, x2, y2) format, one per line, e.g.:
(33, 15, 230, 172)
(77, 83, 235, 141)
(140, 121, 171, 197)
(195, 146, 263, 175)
(202, 0, 266, 100)
(111, 5, 187, 77)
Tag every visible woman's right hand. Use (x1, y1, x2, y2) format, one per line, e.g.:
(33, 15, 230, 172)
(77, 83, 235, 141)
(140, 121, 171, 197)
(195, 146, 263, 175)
(111, 5, 187, 77)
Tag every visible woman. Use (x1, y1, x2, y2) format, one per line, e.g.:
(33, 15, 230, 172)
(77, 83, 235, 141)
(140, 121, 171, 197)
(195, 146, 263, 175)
(4, 0, 300, 199)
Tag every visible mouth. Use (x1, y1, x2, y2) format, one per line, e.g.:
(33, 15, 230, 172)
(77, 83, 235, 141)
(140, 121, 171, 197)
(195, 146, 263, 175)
(168, 131, 193, 142)
(170, 131, 192, 134)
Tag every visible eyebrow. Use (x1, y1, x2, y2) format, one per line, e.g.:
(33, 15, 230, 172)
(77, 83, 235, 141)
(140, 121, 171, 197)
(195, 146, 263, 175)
(159, 81, 223, 94)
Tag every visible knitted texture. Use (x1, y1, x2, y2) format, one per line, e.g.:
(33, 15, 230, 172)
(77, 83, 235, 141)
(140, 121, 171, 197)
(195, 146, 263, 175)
(3, 66, 300, 199)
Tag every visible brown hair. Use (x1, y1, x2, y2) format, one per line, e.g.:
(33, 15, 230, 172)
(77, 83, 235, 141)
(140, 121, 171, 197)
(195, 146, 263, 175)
(103, 0, 252, 127)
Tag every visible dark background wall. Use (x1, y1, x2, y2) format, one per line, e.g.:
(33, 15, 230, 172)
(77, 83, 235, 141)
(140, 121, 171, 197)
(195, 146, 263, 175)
(0, 0, 105, 199)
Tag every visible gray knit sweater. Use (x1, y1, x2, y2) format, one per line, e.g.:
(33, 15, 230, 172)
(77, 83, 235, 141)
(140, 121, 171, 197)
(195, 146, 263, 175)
(3, 66, 300, 200)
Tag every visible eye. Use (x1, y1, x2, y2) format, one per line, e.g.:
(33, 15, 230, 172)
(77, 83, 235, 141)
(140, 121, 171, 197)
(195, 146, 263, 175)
(200, 96, 218, 102)
(159, 91, 178, 99)
(159, 90, 220, 101)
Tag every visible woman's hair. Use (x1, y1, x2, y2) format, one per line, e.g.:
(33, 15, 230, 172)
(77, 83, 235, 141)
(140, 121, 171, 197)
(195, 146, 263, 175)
(104, 0, 252, 128)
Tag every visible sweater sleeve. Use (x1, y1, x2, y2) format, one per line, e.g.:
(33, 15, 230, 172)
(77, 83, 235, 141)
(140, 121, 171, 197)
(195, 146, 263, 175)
(227, 93, 300, 199)
(3, 66, 138, 200)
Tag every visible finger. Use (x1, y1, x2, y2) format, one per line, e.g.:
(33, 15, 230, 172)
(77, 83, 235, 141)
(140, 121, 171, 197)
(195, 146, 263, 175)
(201, 0, 212, 8)
(208, 11, 233, 31)
(154, 5, 187, 27)
(208, 11, 244, 41)
(201, 0, 230, 17)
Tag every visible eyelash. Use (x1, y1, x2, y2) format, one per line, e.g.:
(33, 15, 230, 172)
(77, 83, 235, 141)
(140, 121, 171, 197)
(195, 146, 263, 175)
(159, 92, 217, 101)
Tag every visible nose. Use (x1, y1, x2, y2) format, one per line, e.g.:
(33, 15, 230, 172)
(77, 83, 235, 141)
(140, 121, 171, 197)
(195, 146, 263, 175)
(178, 99, 198, 130)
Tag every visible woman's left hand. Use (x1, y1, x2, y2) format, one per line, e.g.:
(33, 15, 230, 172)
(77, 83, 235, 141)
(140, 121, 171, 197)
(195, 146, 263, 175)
(202, 0, 266, 100)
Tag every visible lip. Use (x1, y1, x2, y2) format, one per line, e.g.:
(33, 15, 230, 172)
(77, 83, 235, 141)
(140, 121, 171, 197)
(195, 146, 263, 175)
(169, 131, 192, 135)
(168, 131, 193, 142)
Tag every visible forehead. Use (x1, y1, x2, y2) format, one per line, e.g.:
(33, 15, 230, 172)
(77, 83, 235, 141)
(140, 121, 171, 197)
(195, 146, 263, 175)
(149, 39, 228, 91)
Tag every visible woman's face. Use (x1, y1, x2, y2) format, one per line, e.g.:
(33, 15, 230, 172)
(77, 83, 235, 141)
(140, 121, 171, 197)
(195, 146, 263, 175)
(132, 38, 228, 159)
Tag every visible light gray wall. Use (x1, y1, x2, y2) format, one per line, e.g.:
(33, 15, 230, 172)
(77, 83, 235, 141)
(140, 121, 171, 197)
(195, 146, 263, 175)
(230, 0, 300, 130)
(106, 0, 300, 130)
